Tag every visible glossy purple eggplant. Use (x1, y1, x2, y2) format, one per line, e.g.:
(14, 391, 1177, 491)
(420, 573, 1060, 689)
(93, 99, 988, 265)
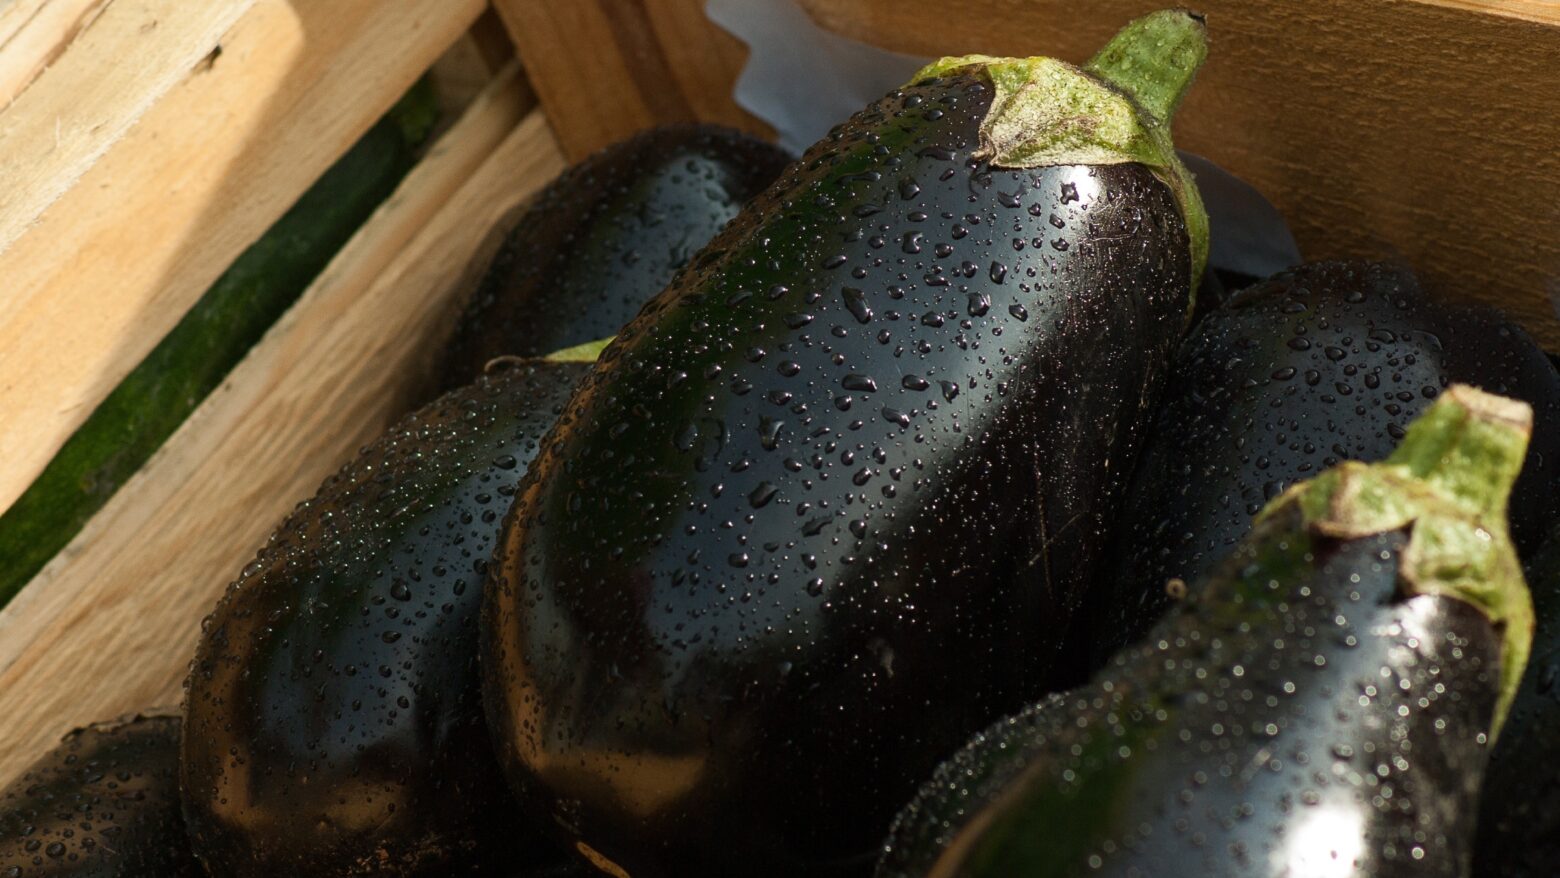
(483, 12, 1210, 876)
(181, 358, 594, 876)
(882, 387, 1535, 877)
(1088, 261, 1560, 662)
(437, 125, 791, 393)
(1, 715, 198, 877)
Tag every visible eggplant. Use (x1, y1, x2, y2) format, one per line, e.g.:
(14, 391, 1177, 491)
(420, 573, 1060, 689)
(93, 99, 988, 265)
(509, 864, 597, 878)
(482, 11, 1209, 876)
(181, 353, 601, 876)
(880, 386, 1535, 877)
(1, 715, 198, 877)
(436, 125, 792, 393)
(1176, 151, 1302, 319)
(1087, 261, 1560, 661)
(1475, 522, 1560, 877)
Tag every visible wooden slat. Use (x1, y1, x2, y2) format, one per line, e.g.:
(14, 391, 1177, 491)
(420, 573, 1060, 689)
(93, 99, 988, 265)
(493, 0, 773, 161)
(0, 0, 110, 108)
(0, 0, 257, 248)
(797, 0, 1560, 350)
(428, 8, 522, 117)
(466, 5, 519, 71)
(1416, 0, 1560, 26)
(0, 84, 560, 786)
(0, 0, 486, 518)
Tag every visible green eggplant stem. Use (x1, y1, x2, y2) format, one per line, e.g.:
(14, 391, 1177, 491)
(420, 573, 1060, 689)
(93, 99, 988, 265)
(1265, 384, 1534, 739)
(543, 336, 614, 364)
(1084, 9, 1208, 126)
(908, 9, 1210, 303)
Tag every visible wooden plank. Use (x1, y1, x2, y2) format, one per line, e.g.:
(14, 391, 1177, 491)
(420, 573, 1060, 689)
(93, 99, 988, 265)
(797, 0, 1560, 350)
(428, 8, 523, 117)
(642, 0, 766, 132)
(493, 0, 773, 161)
(467, 5, 518, 71)
(0, 60, 533, 678)
(0, 0, 110, 108)
(1415, 0, 1560, 26)
(0, 0, 258, 249)
(0, 88, 560, 787)
(0, 0, 486, 519)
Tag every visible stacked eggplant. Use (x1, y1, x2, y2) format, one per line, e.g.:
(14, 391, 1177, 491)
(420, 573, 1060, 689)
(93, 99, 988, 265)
(1, 126, 789, 877)
(2, 9, 1557, 878)
(1086, 261, 1560, 662)
(434, 126, 793, 394)
(176, 127, 789, 877)
(480, 10, 1208, 876)
(1, 716, 200, 877)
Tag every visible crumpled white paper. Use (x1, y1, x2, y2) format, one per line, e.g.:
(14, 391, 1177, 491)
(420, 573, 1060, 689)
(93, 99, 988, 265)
(706, 0, 1301, 279)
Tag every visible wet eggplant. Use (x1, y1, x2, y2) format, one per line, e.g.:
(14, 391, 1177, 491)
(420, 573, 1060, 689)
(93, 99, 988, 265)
(1088, 261, 1560, 661)
(509, 864, 598, 878)
(881, 386, 1535, 877)
(181, 353, 600, 876)
(1, 714, 198, 877)
(436, 125, 792, 393)
(482, 11, 1209, 876)
(1474, 522, 1560, 877)
(1176, 151, 1301, 319)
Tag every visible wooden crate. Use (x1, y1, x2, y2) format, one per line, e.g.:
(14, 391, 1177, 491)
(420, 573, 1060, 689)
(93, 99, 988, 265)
(0, 0, 1555, 785)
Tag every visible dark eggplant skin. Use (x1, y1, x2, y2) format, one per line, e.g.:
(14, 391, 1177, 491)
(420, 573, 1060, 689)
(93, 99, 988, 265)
(882, 533, 1499, 878)
(880, 390, 1531, 877)
(436, 125, 792, 393)
(1475, 523, 1560, 877)
(481, 70, 1196, 876)
(181, 361, 588, 876)
(1088, 261, 1560, 661)
(509, 863, 599, 878)
(0, 715, 199, 877)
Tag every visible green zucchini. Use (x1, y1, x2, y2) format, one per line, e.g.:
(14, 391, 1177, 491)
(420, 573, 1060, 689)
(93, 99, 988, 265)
(0, 79, 439, 608)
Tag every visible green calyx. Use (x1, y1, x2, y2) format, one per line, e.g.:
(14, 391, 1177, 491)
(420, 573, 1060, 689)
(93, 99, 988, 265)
(909, 9, 1210, 303)
(1258, 385, 1535, 739)
(543, 336, 614, 363)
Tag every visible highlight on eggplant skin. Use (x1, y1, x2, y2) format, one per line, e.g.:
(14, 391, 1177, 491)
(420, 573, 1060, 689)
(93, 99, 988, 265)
(1475, 523, 1560, 878)
(879, 386, 1533, 878)
(0, 714, 200, 877)
(435, 124, 793, 394)
(180, 360, 591, 877)
(482, 12, 1208, 877)
(1088, 260, 1560, 662)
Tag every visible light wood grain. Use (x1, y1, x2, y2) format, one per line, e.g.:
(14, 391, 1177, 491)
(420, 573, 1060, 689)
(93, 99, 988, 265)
(1414, 0, 1560, 26)
(0, 87, 559, 786)
(0, 0, 259, 253)
(0, 0, 485, 519)
(798, 0, 1560, 350)
(0, 0, 110, 108)
(493, 0, 772, 161)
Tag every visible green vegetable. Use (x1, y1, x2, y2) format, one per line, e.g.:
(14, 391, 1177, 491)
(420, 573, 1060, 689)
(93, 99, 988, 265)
(0, 80, 439, 607)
